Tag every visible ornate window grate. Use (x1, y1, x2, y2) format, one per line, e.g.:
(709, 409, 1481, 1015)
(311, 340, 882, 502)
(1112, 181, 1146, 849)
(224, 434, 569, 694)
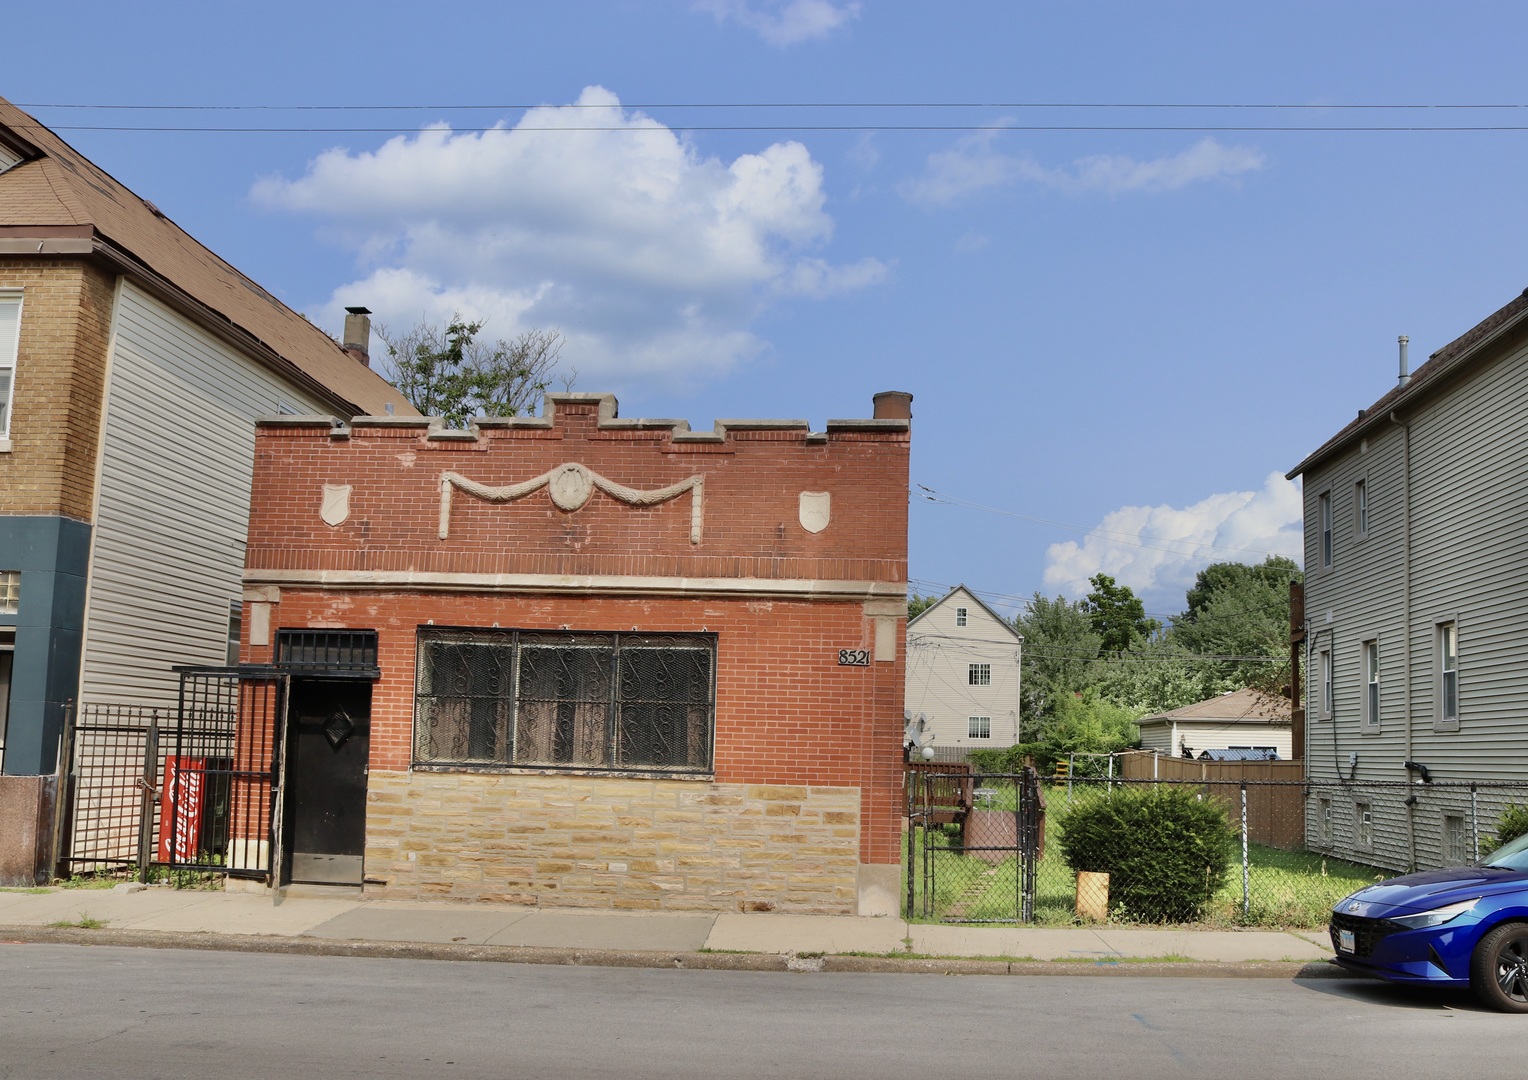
(414, 629, 715, 774)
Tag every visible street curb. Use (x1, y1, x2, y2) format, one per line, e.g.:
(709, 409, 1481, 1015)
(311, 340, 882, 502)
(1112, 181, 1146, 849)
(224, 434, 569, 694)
(0, 925, 1346, 980)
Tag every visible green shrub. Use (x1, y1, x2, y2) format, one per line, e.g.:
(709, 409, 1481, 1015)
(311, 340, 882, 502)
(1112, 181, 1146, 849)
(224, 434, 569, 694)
(1492, 804, 1528, 852)
(1056, 785, 1236, 922)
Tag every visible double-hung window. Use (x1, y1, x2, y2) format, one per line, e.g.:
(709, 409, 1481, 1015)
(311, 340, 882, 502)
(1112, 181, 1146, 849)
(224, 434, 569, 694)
(0, 292, 21, 445)
(1354, 479, 1368, 538)
(1437, 622, 1459, 731)
(967, 716, 991, 739)
(414, 629, 715, 773)
(968, 663, 991, 686)
(955, 607, 968, 627)
(1361, 639, 1380, 732)
(1318, 491, 1333, 568)
(1317, 645, 1333, 720)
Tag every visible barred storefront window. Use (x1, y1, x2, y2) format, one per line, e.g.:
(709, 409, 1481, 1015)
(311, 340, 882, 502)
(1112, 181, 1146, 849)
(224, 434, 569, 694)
(413, 629, 715, 773)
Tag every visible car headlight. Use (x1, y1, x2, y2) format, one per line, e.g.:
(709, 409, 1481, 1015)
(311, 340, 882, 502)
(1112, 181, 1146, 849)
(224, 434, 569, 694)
(1388, 898, 1480, 930)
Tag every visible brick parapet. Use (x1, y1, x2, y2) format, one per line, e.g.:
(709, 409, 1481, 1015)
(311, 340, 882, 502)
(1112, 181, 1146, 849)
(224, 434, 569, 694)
(247, 392, 910, 585)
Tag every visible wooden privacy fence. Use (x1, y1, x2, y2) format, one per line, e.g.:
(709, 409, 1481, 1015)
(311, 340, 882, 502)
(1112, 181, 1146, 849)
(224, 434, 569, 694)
(1115, 752, 1306, 851)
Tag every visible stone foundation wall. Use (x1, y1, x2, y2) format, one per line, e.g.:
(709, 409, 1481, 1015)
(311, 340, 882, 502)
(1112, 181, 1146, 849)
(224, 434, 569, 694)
(363, 770, 862, 913)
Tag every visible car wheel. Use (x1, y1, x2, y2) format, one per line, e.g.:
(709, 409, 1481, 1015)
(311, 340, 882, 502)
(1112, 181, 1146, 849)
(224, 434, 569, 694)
(1470, 923, 1528, 1013)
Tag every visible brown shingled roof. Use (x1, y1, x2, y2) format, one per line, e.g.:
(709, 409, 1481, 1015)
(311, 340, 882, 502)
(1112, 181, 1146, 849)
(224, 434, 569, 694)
(0, 95, 415, 417)
(1287, 288, 1528, 479)
(1137, 688, 1291, 726)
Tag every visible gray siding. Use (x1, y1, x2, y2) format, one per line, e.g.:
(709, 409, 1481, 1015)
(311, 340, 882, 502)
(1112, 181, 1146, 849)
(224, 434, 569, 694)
(78, 282, 328, 707)
(1302, 332, 1528, 867)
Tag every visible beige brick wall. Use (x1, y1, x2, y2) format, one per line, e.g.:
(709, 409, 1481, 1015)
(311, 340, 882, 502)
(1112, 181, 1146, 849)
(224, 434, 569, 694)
(0, 259, 116, 520)
(363, 771, 863, 913)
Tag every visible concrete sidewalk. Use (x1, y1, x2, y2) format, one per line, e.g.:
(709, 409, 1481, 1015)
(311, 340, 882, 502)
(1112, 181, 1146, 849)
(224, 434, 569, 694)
(0, 884, 1337, 975)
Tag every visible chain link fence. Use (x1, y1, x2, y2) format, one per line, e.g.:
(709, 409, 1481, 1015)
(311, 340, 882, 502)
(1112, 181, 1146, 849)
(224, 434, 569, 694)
(906, 767, 1528, 928)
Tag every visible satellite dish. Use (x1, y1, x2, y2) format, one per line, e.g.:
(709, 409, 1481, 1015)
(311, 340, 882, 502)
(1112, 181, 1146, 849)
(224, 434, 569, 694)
(902, 711, 933, 749)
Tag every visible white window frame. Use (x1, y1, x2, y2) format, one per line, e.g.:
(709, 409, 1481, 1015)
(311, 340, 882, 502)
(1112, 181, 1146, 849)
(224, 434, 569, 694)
(1316, 644, 1333, 720)
(967, 716, 991, 739)
(1318, 490, 1333, 568)
(1436, 620, 1459, 732)
(0, 570, 18, 615)
(955, 607, 968, 627)
(0, 291, 22, 448)
(1354, 477, 1368, 540)
(1361, 638, 1380, 733)
(968, 663, 991, 686)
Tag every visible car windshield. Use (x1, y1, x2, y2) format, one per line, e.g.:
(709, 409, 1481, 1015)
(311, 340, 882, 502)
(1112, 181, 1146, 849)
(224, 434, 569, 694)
(1481, 832, 1528, 871)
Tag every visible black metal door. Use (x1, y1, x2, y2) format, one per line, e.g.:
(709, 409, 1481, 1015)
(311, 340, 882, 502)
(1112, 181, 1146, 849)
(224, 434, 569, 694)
(285, 679, 371, 885)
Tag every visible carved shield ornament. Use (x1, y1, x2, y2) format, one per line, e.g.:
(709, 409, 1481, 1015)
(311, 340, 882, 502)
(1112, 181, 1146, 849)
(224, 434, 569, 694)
(320, 484, 352, 527)
(799, 491, 831, 534)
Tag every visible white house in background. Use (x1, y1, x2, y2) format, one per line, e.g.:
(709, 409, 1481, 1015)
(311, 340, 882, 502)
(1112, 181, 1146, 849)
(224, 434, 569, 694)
(1135, 688, 1293, 761)
(905, 585, 1022, 754)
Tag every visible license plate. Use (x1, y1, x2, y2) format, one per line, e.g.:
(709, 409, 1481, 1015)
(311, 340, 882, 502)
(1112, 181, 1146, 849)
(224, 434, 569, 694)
(1338, 929, 1355, 953)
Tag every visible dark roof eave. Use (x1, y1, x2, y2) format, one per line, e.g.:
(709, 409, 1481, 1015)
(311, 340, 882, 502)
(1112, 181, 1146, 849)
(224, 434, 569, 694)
(87, 235, 365, 416)
(1287, 296, 1528, 480)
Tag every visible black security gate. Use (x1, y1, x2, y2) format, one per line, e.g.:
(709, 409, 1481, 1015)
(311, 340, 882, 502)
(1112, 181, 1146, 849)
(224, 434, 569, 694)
(60, 669, 288, 880)
(164, 669, 287, 877)
(905, 766, 1045, 922)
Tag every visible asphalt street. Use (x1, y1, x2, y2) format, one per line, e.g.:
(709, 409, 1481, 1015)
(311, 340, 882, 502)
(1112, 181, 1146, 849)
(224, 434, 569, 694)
(0, 944, 1521, 1079)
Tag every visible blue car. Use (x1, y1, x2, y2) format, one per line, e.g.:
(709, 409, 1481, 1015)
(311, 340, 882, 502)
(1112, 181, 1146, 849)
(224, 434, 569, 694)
(1330, 831, 1528, 1011)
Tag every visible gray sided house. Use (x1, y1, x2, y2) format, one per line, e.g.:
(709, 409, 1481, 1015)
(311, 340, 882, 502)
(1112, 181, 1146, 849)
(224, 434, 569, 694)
(0, 95, 412, 778)
(905, 585, 1022, 754)
(1288, 289, 1528, 871)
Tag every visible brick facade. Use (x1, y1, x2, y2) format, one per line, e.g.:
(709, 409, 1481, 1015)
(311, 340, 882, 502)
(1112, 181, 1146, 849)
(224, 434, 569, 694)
(0, 259, 115, 520)
(243, 393, 910, 913)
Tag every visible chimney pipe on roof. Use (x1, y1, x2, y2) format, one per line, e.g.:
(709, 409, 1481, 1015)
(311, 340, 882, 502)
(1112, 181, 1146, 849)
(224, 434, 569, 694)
(873, 390, 913, 420)
(343, 306, 372, 367)
(1397, 335, 1411, 388)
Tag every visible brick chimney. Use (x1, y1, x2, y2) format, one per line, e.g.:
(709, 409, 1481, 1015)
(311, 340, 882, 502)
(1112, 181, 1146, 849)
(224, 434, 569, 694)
(872, 391, 913, 420)
(342, 306, 372, 367)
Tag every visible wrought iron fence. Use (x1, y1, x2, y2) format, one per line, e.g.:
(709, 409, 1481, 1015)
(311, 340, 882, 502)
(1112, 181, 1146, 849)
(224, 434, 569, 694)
(905, 771, 1528, 928)
(59, 703, 163, 875)
(57, 670, 286, 882)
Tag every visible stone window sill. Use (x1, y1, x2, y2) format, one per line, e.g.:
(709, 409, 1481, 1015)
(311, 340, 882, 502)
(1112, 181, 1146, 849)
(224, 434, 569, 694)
(411, 762, 715, 782)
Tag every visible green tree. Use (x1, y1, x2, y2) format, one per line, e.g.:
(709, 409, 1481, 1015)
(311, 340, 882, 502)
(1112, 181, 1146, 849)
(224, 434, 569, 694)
(380, 317, 566, 427)
(908, 591, 939, 620)
(1091, 643, 1235, 717)
(1083, 573, 1159, 653)
(1015, 593, 1101, 743)
(1168, 555, 1302, 691)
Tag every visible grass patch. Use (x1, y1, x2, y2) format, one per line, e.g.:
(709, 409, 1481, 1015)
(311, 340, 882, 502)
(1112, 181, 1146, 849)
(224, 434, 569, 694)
(906, 783, 1390, 929)
(47, 914, 107, 929)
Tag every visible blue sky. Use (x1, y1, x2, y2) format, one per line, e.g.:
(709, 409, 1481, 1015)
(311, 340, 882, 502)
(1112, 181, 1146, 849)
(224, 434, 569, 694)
(9, 1, 1528, 619)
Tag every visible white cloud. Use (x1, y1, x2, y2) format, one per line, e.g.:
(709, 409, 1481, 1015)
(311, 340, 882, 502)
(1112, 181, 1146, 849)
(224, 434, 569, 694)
(901, 134, 1266, 205)
(695, 0, 861, 45)
(252, 86, 883, 388)
(1042, 472, 1304, 606)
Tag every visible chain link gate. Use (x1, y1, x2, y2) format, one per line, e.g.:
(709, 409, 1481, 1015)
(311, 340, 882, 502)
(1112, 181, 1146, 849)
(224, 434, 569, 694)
(905, 765, 1044, 922)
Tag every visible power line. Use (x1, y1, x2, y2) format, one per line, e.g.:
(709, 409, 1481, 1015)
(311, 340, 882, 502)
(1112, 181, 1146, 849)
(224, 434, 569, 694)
(16, 122, 1528, 135)
(20, 99, 1528, 111)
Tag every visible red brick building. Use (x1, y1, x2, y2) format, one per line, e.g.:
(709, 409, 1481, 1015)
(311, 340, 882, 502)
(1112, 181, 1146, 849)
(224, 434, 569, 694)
(238, 391, 911, 914)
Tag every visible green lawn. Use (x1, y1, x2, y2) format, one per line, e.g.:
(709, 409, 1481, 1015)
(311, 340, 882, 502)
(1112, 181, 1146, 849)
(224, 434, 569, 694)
(904, 805, 1387, 928)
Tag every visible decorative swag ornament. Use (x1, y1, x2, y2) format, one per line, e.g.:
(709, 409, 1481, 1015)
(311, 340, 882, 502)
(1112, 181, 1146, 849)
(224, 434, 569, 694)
(438, 463, 705, 543)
